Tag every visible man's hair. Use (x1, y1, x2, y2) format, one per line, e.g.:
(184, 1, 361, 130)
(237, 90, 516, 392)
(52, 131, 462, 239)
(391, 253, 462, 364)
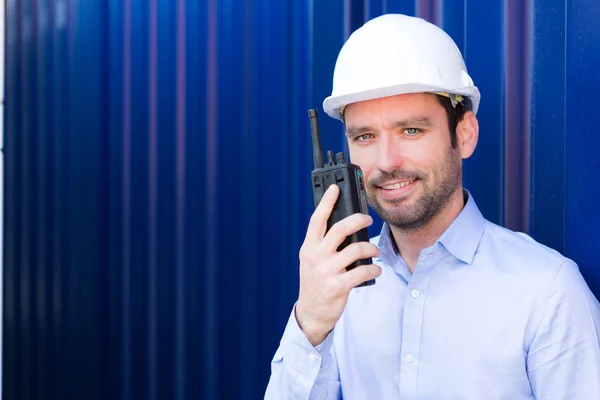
(342, 94, 473, 149)
(435, 95, 473, 149)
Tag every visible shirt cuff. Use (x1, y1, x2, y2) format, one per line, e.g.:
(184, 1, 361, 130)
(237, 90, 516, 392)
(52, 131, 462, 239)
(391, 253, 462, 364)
(280, 303, 335, 371)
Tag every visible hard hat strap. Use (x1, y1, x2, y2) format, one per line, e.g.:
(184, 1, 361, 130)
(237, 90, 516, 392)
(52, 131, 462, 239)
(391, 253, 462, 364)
(436, 92, 464, 108)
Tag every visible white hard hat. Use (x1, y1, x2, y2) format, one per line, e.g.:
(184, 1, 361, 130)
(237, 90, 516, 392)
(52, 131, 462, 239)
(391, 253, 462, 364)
(323, 14, 480, 120)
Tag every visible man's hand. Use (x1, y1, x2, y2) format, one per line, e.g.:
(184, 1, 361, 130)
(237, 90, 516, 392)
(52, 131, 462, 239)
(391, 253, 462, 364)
(295, 184, 382, 346)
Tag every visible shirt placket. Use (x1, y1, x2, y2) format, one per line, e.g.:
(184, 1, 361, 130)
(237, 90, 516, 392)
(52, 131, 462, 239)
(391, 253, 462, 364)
(398, 249, 437, 400)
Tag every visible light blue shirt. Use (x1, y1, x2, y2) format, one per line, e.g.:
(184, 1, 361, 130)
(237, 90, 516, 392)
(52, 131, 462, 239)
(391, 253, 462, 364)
(265, 192, 600, 399)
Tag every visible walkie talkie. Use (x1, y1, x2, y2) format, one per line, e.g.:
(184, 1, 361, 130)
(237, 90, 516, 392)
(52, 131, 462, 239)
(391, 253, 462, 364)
(308, 109, 375, 287)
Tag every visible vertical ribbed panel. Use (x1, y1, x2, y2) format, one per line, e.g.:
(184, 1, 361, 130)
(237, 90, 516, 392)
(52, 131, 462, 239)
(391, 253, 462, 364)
(3, 1, 600, 399)
(563, 0, 600, 295)
(529, 0, 566, 253)
(504, 0, 532, 231)
(462, 0, 506, 224)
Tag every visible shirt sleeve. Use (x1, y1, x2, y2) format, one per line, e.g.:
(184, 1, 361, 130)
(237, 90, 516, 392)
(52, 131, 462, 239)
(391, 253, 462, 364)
(264, 304, 341, 400)
(527, 259, 600, 398)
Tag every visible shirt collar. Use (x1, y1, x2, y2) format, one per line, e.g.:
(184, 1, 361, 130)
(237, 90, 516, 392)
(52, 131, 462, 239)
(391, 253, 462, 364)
(376, 190, 486, 265)
(376, 219, 398, 267)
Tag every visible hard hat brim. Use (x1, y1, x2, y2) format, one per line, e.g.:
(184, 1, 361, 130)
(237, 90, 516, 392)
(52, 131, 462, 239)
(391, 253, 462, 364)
(323, 83, 481, 121)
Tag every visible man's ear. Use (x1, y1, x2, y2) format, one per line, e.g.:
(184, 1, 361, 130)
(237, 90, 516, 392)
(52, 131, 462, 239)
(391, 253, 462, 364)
(456, 111, 479, 159)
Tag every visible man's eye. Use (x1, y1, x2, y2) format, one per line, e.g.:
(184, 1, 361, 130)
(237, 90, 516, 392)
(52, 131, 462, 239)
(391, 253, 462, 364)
(404, 128, 421, 136)
(356, 133, 373, 141)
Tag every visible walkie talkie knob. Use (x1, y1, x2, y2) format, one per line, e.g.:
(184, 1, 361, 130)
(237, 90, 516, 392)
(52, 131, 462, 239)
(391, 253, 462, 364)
(336, 152, 346, 164)
(327, 150, 335, 165)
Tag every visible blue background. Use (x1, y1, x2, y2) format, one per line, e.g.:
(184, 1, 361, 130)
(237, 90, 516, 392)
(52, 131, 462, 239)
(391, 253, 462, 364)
(4, 0, 600, 399)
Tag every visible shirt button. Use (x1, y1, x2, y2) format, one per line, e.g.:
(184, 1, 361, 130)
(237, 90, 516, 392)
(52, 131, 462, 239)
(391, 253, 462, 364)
(406, 354, 414, 363)
(308, 353, 318, 362)
(411, 289, 420, 298)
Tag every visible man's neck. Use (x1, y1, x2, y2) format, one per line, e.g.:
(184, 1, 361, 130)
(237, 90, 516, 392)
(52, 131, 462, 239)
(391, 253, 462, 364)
(389, 188, 466, 274)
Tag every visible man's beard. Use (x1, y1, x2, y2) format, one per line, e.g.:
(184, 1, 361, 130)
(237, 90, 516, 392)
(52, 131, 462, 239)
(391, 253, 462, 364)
(366, 146, 462, 231)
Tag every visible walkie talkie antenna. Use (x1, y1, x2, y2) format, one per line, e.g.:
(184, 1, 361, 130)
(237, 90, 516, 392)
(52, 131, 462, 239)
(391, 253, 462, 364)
(308, 109, 325, 169)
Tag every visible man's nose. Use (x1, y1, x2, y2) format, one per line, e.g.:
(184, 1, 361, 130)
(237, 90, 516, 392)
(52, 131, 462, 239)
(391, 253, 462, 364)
(375, 137, 404, 172)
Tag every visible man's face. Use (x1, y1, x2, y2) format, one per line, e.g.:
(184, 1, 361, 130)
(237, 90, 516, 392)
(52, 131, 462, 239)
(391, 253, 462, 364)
(344, 93, 463, 230)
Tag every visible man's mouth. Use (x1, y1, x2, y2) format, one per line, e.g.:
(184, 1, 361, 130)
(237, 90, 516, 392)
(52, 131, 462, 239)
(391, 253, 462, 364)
(380, 179, 417, 190)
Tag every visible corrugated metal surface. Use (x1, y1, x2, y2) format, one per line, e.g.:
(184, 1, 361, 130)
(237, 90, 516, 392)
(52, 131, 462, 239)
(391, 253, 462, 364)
(0, 0, 4, 394)
(3, 1, 599, 399)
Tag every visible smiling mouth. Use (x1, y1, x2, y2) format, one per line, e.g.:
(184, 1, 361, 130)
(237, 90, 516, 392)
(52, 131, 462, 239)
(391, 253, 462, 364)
(380, 179, 416, 190)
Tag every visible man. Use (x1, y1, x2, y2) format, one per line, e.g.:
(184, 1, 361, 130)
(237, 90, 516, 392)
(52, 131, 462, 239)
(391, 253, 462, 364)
(265, 14, 600, 400)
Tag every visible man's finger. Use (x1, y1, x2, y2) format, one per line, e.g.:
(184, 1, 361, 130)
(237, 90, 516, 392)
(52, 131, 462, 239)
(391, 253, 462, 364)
(321, 213, 373, 253)
(325, 242, 380, 273)
(338, 264, 382, 290)
(305, 185, 340, 244)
